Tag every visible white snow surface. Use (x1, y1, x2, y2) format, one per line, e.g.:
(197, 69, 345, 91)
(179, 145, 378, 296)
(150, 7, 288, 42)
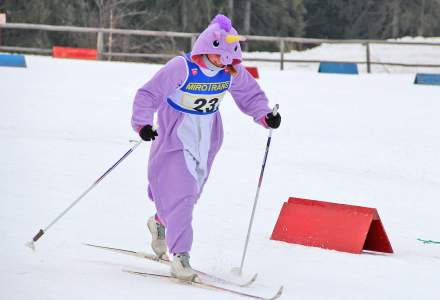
(243, 36, 440, 73)
(1, 54, 440, 300)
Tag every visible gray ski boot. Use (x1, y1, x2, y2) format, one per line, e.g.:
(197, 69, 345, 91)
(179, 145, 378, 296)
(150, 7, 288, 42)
(171, 252, 198, 282)
(147, 216, 167, 259)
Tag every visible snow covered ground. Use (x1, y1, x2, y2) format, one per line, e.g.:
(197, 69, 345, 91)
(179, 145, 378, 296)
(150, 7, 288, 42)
(1, 54, 440, 300)
(243, 37, 440, 73)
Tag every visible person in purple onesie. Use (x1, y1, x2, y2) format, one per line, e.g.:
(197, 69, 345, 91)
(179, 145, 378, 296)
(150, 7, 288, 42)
(131, 14, 281, 282)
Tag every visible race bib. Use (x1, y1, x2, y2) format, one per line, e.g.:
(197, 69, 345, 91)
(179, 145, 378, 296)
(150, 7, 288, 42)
(178, 92, 225, 114)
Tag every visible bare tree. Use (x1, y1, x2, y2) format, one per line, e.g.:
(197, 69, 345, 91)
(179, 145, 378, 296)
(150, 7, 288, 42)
(181, 0, 189, 32)
(90, 0, 162, 56)
(228, 0, 234, 22)
(391, 0, 401, 37)
(418, 0, 426, 36)
(243, 0, 252, 35)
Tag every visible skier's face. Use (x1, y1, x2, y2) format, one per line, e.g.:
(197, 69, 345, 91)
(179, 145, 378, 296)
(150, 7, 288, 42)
(207, 54, 224, 68)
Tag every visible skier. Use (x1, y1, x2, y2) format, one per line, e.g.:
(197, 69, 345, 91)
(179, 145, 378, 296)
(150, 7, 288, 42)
(131, 14, 281, 282)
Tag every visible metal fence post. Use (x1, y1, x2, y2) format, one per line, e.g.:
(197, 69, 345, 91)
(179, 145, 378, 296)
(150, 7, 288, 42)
(279, 39, 285, 71)
(97, 31, 104, 60)
(366, 42, 371, 73)
(190, 35, 196, 52)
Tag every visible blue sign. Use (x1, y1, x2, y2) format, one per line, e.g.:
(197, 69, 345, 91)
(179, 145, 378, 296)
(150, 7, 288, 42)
(319, 62, 358, 75)
(0, 54, 27, 68)
(414, 73, 440, 86)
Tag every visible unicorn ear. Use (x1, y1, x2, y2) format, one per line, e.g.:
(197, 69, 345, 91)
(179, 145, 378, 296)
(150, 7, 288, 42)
(213, 31, 221, 40)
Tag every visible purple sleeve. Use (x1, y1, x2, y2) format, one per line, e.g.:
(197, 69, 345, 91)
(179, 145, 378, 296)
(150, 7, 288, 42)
(131, 56, 187, 132)
(229, 64, 272, 126)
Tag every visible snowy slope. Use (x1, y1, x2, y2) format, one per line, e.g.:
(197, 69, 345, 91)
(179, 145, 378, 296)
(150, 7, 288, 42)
(1, 55, 439, 300)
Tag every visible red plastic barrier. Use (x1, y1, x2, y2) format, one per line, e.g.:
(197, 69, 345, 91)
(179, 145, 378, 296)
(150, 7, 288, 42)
(245, 66, 259, 79)
(52, 47, 97, 60)
(271, 197, 393, 254)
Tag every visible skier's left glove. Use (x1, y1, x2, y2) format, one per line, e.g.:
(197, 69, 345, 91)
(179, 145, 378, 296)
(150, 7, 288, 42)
(265, 112, 281, 129)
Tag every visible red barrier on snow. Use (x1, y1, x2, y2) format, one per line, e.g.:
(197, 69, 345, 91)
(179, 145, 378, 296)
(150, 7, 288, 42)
(52, 47, 98, 60)
(271, 197, 393, 254)
(245, 66, 259, 79)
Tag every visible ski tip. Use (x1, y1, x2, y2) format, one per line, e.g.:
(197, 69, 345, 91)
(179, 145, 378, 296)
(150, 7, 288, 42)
(239, 272, 258, 287)
(271, 286, 284, 300)
(25, 241, 36, 251)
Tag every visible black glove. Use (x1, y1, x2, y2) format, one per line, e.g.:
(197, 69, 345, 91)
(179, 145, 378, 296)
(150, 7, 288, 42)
(139, 124, 158, 141)
(265, 112, 281, 129)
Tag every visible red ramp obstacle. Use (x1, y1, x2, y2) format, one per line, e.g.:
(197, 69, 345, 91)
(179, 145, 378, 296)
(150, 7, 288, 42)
(245, 66, 259, 79)
(271, 197, 393, 254)
(53, 47, 98, 60)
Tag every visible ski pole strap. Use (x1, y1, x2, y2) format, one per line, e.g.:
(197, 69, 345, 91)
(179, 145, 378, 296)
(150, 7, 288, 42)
(417, 238, 440, 244)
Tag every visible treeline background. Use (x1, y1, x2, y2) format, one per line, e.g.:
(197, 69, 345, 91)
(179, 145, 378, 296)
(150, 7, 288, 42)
(1, 0, 440, 55)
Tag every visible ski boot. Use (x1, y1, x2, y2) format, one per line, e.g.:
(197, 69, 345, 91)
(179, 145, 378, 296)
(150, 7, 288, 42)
(147, 216, 167, 259)
(171, 252, 198, 282)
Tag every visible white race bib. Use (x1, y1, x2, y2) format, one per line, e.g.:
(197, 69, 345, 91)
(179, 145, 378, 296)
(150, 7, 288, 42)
(178, 92, 225, 113)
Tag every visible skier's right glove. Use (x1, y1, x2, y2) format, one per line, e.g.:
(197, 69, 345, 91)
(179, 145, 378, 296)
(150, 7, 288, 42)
(139, 124, 158, 141)
(265, 112, 281, 129)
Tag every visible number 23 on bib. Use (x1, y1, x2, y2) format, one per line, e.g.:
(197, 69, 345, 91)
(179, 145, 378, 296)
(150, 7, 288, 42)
(166, 54, 232, 115)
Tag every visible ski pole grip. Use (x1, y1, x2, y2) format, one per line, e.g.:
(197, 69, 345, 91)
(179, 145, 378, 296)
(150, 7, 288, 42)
(272, 104, 279, 116)
(32, 229, 45, 242)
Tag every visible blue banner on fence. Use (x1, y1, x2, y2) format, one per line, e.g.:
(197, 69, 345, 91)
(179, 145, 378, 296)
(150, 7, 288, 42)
(414, 73, 440, 86)
(0, 54, 27, 68)
(319, 62, 358, 75)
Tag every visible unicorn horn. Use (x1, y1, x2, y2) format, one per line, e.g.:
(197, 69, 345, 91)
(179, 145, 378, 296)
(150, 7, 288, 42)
(225, 34, 245, 43)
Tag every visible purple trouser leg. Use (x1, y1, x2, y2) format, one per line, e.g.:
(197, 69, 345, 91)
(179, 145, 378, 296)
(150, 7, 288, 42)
(148, 147, 200, 254)
(162, 193, 195, 254)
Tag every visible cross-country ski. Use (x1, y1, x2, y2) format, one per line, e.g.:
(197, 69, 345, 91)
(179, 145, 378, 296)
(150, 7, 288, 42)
(124, 269, 283, 300)
(84, 243, 258, 287)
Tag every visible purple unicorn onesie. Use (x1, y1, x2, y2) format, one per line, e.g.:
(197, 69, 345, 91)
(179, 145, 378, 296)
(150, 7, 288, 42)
(131, 15, 281, 281)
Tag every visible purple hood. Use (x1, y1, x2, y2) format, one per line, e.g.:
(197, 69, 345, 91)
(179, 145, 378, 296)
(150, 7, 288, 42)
(191, 14, 243, 66)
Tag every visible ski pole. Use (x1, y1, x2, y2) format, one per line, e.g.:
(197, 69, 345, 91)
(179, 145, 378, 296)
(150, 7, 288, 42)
(237, 104, 279, 275)
(26, 140, 143, 250)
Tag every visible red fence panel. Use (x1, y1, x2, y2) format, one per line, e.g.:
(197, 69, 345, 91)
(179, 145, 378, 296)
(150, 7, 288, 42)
(53, 47, 97, 60)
